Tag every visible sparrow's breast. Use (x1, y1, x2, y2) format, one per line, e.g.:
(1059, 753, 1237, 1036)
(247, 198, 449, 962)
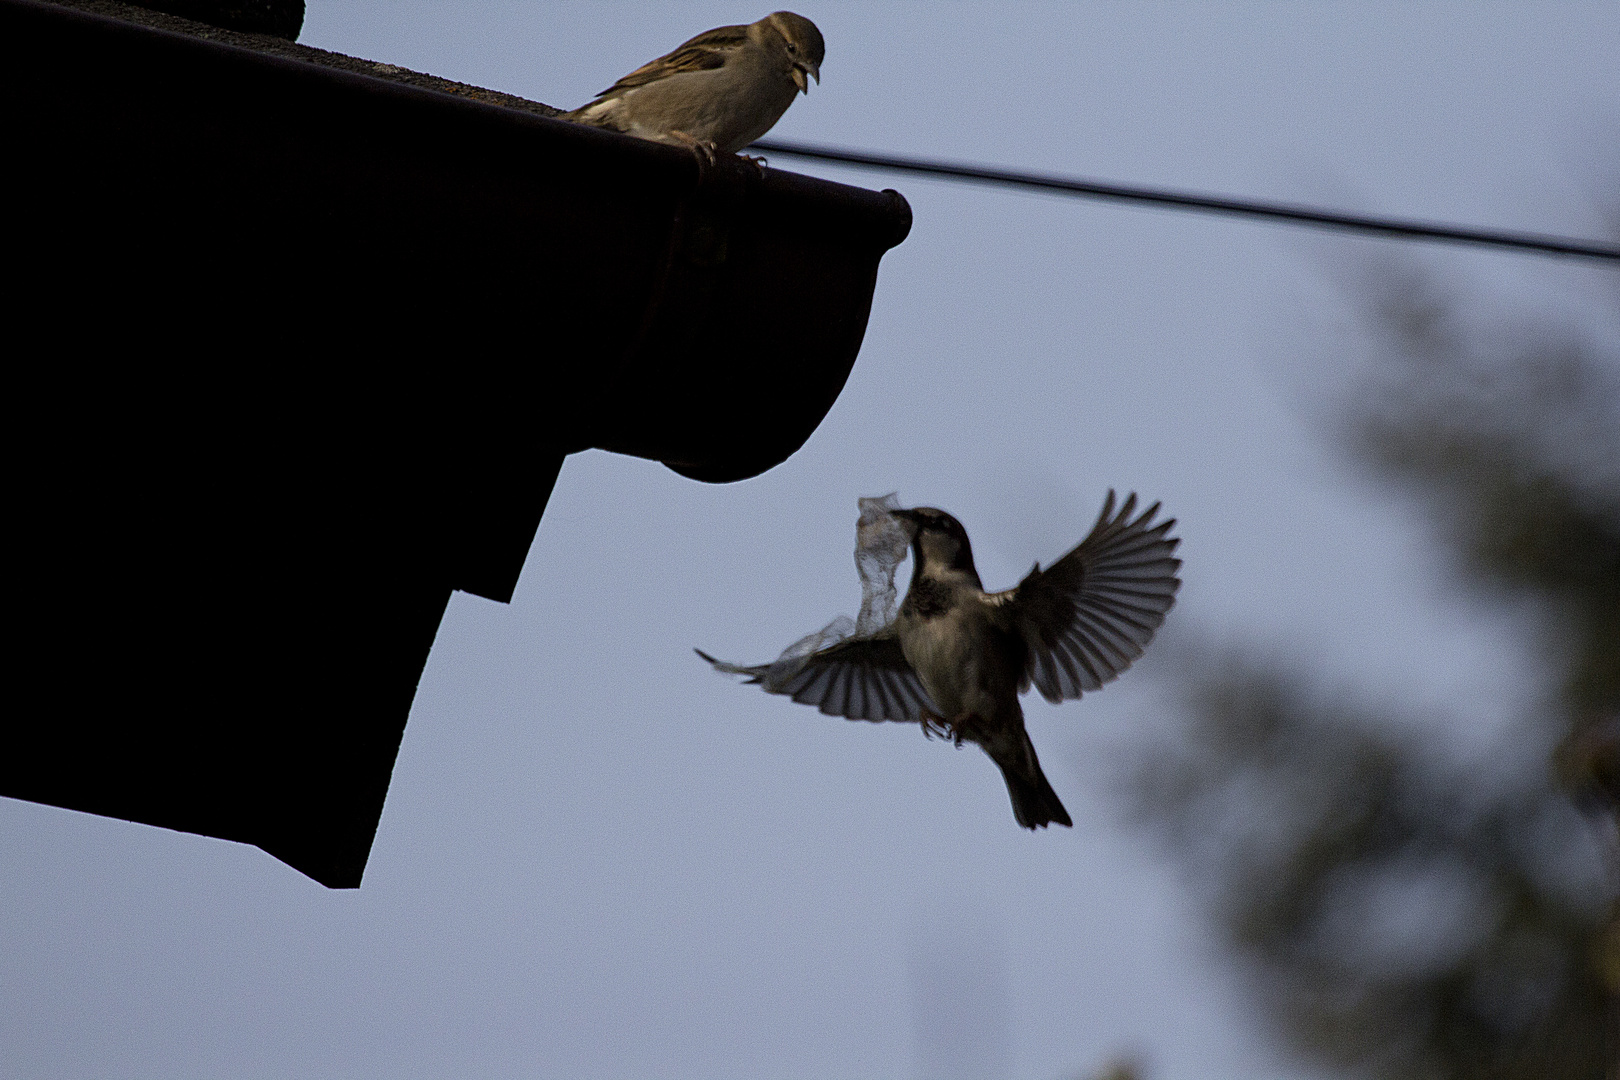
(697, 56, 799, 150)
(898, 591, 1013, 721)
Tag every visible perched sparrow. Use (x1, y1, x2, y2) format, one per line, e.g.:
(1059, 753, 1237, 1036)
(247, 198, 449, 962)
(562, 12, 824, 159)
(700, 492, 1181, 830)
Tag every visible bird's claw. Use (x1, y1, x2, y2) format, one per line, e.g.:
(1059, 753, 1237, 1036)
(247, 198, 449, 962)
(921, 710, 979, 748)
(666, 129, 718, 169)
(948, 711, 981, 747)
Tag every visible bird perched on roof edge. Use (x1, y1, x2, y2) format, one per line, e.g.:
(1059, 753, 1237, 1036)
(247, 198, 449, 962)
(699, 492, 1182, 830)
(562, 12, 824, 161)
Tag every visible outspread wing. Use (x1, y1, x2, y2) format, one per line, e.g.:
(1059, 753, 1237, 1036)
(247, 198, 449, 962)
(995, 491, 1181, 703)
(595, 24, 749, 96)
(696, 630, 938, 723)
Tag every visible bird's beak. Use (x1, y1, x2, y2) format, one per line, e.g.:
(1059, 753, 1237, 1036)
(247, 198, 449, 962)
(791, 60, 819, 95)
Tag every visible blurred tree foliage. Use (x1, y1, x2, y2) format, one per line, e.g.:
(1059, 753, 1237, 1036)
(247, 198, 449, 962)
(1126, 255, 1620, 1079)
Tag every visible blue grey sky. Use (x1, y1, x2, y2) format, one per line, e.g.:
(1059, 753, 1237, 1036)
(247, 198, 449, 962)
(4, 4, 1618, 1079)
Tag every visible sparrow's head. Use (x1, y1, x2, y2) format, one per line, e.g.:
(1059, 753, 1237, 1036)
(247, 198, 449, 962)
(758, 12, 824, 94)
(894, 507, 977, 577)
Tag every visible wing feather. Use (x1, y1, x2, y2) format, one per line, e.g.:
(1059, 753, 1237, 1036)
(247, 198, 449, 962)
(696, 631, 939, 724)
(820, 665, 848, 716)
(1070, 609, 1136, 666)
(1004, 490, 1182, 704)
(1059, 634, 1106, 690)
(594, 24, 749, 96)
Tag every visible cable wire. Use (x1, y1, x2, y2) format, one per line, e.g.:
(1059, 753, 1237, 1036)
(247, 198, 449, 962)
(750, 140, 1620, 264)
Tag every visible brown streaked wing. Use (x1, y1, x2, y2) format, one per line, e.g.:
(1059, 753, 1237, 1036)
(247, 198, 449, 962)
(596, 24, 749, 95)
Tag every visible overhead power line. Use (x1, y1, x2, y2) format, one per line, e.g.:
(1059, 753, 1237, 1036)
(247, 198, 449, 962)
(750, 140, 1620, 264)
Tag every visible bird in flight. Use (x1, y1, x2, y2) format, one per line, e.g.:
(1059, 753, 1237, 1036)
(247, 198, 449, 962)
(700, 492, 1181, 829)
(562, 12, 824, 162)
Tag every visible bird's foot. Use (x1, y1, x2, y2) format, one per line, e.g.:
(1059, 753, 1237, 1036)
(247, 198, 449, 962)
(666, 129, 718, 168)
(920, 710, 951, 741)
(947, 711, 984, 748)
(738, 153, 770, 177)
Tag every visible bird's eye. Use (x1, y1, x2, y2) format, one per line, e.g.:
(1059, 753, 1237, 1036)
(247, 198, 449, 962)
(786, 42, 798, 53)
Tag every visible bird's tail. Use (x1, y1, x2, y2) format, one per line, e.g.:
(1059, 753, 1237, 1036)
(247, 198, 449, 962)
(995, 735, 1072, 830)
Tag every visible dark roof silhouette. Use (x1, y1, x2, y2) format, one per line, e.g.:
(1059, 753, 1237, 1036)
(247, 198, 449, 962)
(2, 0, 911, 887)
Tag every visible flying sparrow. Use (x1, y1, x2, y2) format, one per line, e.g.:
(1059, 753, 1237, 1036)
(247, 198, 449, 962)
(700, 492, 1181, 830)
(562, 12, 824, 161)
